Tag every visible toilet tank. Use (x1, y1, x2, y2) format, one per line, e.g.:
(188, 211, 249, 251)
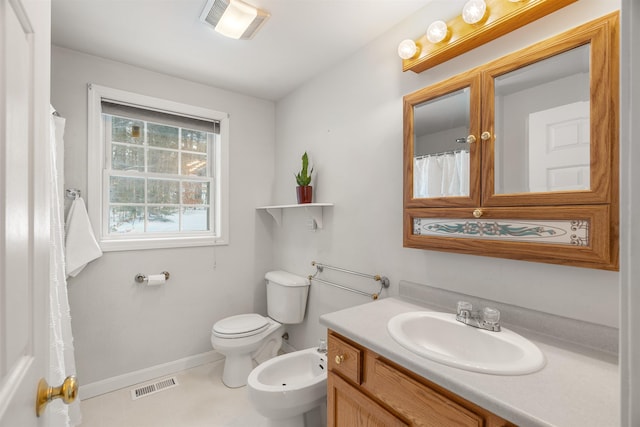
(265, 271, 310, 324)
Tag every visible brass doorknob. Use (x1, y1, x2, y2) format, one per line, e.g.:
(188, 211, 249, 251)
(335, 354, 345, 365)
(36, 375, 78, 417)
(466, 134, 476, 144)
(481, 131, 491, 141)
(473, 209, 483, 218)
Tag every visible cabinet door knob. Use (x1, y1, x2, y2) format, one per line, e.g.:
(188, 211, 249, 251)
(466, 134, 476, 144)
(473, 209, 483, 218)
(335, 354, 345, 365)
(481, 131, 491, 141)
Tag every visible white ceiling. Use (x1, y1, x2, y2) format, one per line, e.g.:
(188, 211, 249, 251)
(51, 0, 460, 101)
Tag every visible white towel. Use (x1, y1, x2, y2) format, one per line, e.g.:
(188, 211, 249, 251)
(65, 197, 102, 277)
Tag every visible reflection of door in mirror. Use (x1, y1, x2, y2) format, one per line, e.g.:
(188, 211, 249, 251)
(493, 44, 590, 195)
(413, 88, 470, 198)
(528, 101, 589, 192)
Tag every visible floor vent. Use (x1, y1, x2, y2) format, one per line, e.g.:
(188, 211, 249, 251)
(130, 377, 179, 400)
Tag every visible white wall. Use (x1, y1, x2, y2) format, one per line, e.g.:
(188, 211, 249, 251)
(620, 0, 639, 424)
(51, 46, 276, 385)
(274, 0, 621, 351)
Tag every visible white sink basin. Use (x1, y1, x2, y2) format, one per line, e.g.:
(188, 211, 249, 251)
(387, 311, 545, 375)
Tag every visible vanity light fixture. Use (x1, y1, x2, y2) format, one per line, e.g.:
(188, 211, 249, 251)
(397, 39, 420, 60)
(398, 0, 577, 73)
(200, 0, 270, 40)
(426, 20, 449, 44)
(462, 0, 487, 24)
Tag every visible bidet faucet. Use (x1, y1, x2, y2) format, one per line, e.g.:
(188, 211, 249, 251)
(317, 338, 327, 354)
(455, 301, 501, 332)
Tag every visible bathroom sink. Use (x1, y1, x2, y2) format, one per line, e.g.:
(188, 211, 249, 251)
(387, 311, 545, 375)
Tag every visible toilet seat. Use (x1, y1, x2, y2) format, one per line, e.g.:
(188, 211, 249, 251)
(212, 314, 270, 338)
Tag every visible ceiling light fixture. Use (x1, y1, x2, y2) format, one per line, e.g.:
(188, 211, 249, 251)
(462, 0, 487, 24)
(200, 0, 270, 40)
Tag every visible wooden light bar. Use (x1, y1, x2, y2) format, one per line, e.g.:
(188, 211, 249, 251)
(402, 0, 577, 73)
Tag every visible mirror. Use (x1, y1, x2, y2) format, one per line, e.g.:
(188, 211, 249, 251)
(493, 44, 591, 194)
(413, 88, 470, 198)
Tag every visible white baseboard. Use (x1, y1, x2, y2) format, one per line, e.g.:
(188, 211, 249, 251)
(80, 350, 224, 400)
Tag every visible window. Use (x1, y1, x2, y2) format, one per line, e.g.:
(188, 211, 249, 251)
(88, 85, 229, 251)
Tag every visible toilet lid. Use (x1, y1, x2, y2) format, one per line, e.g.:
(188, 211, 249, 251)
(212, 314, 270, 338)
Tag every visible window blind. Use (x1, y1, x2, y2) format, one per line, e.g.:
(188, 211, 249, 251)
(101, 100, 220, 134)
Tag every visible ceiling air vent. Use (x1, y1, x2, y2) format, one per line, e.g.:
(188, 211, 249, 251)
(130, 377, 179, 400)
(200, 0, 270, 40)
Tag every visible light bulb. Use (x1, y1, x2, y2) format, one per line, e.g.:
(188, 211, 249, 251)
(426, 20, 448, 43)
(462, 0, 487, 24)
(397, 39, 418, 60)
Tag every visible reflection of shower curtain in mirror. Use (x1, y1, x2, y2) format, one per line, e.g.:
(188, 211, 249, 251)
(414, 151, 469, 198)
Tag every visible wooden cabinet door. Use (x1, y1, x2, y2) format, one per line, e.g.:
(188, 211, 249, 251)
(363, 354, 484, 427)
(480, 13, 618, 208)
(403, 71, 482, 209)
(328, 372, 408, 427)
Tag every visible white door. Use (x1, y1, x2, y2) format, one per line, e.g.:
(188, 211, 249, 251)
(1, 0, 52, 425)
(528, 101, 590, 192)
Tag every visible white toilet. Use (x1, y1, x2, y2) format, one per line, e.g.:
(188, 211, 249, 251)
(248, 347, 328, 427)
(211, 271, 310, 388)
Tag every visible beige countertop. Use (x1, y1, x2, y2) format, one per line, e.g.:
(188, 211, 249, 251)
(320, 297, 619, 427)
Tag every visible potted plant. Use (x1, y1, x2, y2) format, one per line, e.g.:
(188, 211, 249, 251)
(295, 152, 313, 204)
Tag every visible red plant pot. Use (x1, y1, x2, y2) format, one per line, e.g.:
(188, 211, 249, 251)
(296, 186, 313, 204)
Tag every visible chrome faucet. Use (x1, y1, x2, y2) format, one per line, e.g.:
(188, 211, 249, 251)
(456, 301, 501, 332)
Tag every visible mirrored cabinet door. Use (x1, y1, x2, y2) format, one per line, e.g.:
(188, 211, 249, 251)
(481, 16, 616, 207)
(404, 73, 481, 208)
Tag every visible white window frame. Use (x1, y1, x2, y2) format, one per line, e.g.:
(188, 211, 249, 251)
(88, 84, 229, 251)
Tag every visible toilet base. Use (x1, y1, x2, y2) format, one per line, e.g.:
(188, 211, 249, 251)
(214, 321, 284, 388)
(222, 354, 254, 388)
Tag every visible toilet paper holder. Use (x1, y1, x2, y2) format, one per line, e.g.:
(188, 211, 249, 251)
(135, 271, 170, 283)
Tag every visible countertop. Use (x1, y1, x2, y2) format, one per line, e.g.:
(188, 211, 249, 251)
(320, 297, 619, 427)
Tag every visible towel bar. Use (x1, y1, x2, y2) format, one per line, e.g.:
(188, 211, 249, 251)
(309, 261, 389, 300)
(65, 189, 81, 200)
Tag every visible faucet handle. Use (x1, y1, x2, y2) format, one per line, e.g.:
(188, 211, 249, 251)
(482, 307, 500, 324)
(457, 301, 473, 315)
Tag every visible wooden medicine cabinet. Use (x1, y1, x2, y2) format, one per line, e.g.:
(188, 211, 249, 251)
(403, 13, 619, 270)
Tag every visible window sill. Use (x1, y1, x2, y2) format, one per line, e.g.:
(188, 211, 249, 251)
(99, 235, 227, 252)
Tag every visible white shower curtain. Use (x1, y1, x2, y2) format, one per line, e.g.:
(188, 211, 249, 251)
(49, 107, 81, 426)
(414, 151, 469, 198)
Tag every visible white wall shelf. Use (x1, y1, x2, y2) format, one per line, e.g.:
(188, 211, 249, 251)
(257, 203, 334, 228)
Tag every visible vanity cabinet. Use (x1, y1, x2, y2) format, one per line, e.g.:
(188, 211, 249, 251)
(327, 331, 516, 427)
(403, 13, 619, 270)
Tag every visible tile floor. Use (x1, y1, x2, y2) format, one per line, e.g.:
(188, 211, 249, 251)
(79, 360, 269, 427)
